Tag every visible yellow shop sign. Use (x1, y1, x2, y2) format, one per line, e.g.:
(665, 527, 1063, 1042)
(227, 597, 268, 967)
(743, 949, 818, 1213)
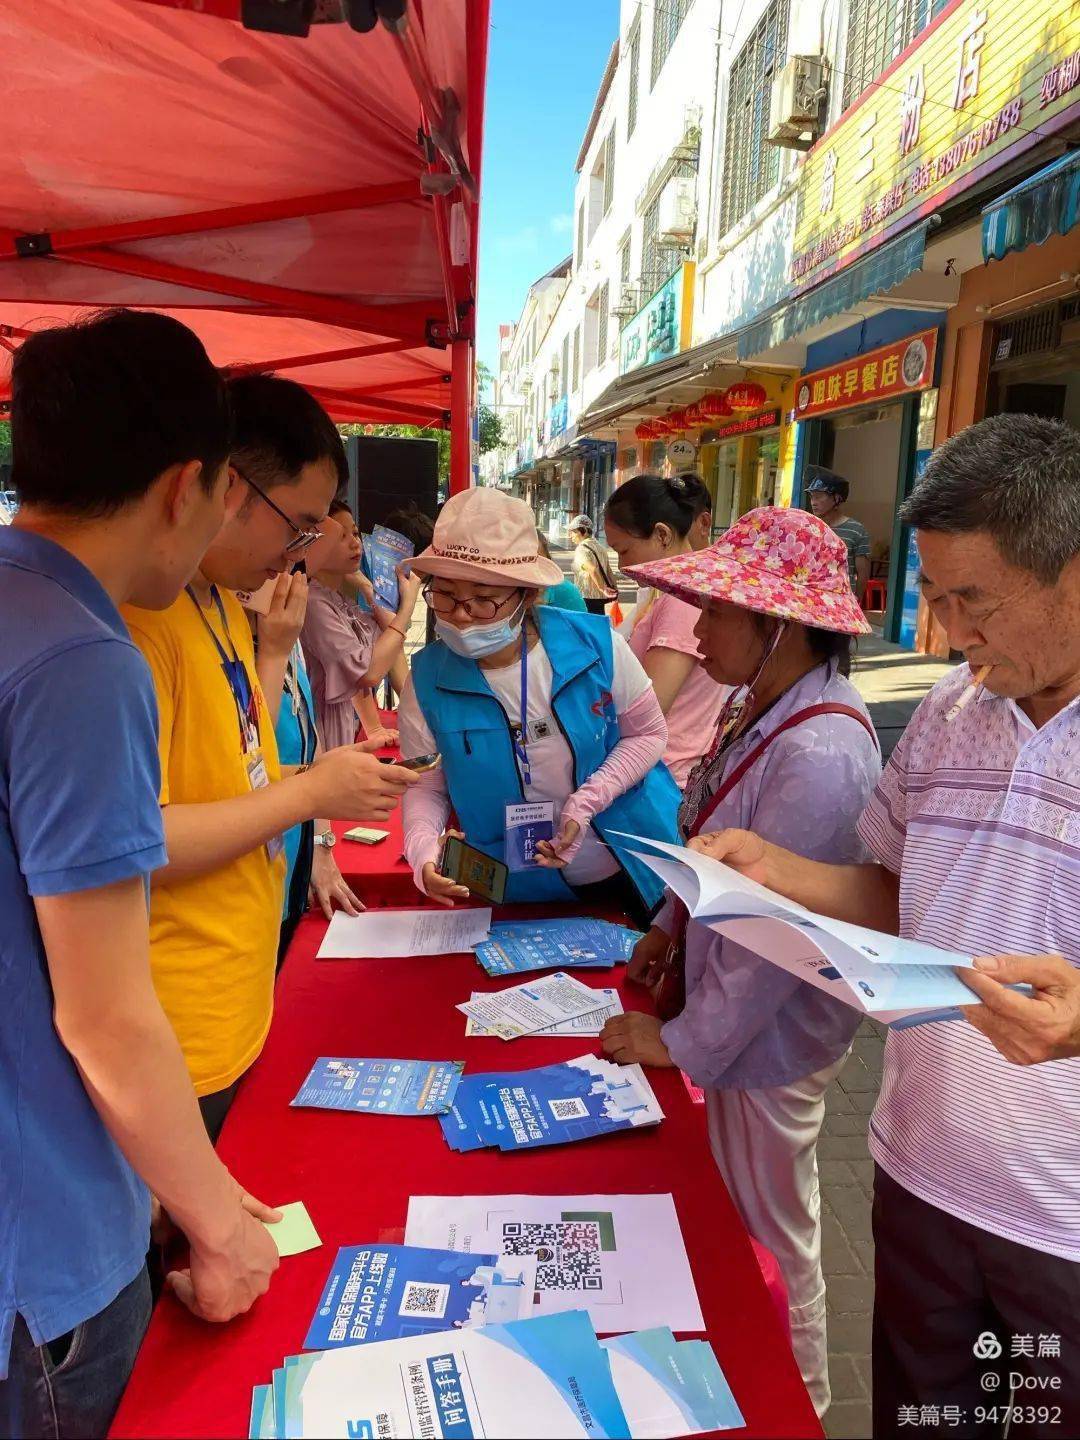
(791, 0, 1080, 289)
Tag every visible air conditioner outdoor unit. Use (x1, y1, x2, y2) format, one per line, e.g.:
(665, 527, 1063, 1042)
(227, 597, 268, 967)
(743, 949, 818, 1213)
(767, 55, 829, 150)
(611, 285, 639, 320)
(657, 175, 696, 246)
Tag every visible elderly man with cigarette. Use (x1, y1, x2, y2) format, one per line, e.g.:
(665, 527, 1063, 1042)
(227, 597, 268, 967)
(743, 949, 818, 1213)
(696, 413, 1080, 1440)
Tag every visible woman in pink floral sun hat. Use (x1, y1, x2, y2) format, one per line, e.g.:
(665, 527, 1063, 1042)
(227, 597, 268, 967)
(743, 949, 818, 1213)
(599, 506, 879, 1417)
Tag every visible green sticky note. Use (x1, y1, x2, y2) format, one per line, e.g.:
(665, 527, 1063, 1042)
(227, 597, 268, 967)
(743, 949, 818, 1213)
(265, 1201, 322, 1257)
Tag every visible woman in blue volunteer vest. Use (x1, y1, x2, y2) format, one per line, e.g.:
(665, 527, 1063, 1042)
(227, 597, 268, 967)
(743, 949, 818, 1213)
(397, 489, 680, 923)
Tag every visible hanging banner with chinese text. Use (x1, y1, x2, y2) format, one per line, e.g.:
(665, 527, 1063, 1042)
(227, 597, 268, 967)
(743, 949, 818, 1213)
(795, 330, 938, 419)
(791, 0, 1080, 290)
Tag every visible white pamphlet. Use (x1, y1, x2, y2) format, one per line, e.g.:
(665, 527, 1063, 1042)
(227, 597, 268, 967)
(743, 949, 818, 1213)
(457, 972, 609, 1040)
(609, 832, 981, 1025)
(317, 907, 492, 959)
(465, 988, 624, 1038)
(405, 1192, 705, 1334)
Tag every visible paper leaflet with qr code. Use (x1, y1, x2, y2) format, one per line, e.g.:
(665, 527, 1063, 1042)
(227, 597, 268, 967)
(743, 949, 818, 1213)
(438, 1054, 664, 1154)
(405, 1194, 704, 1335)
(303, 1244, 536, 1350)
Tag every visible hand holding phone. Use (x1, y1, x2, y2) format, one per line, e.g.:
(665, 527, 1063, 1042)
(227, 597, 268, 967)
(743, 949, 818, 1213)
(381, 752, 441, 773)
(440, 834, 508, 904)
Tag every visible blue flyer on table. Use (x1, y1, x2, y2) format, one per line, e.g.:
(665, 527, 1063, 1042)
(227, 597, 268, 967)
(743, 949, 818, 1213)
(361, 524, 413, 611)
(290, 1057, 464, 1116)
(303, 1244, 536, 1350)
(475, 918, 642, 977)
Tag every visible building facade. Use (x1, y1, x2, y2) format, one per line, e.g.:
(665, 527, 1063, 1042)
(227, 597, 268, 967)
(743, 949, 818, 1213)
(487, 0, 1080, 650)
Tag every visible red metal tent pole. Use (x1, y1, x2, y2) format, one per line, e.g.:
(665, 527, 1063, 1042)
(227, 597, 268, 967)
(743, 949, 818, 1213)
(225, 339, 416, 378)
(56, 247, 436, 343)
(0, 182, 425, 260)
(449, 338, 473, 494)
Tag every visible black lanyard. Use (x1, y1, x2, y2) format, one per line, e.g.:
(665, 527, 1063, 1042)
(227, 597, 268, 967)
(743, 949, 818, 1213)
(185, 585, 260, 752)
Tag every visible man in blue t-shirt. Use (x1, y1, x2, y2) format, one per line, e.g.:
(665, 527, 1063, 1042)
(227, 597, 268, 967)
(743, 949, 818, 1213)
(0, 311, 281, 1438)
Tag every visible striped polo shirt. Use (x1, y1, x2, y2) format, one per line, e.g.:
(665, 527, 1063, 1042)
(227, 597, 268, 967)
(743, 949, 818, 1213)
(858, 663, 1080, 1260)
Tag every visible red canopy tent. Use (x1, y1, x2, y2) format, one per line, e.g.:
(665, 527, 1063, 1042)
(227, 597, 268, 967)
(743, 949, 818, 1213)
(0, 0, 488, 491)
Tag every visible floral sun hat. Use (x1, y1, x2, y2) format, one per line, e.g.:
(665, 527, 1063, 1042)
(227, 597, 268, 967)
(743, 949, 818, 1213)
(624, 506, 871, 636)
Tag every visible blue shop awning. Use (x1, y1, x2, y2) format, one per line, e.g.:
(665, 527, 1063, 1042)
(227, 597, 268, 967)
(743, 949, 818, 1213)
(737, 222, 933, 362)
(982, 150, 1080, 262)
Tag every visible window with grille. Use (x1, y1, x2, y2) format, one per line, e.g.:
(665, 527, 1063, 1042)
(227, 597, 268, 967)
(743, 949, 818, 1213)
(718, 0, 789, 237)
(651, 0, 691, 88)
(641, 193, 682, 300)
(627, 16, 641, 137)
(619, 233, 632, 287)
(561, 334, 570, 397)
(603, 131, 616, 215)
(576, 205, 585, 268)
(597, 282, 610, 366)
(572, 326, 581, 390)
(841, 0, 929, 111)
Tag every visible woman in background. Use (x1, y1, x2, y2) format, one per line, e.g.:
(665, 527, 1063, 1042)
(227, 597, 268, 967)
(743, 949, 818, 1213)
(568, 513, 619, 614)
(604, 474, 725, 788)
(300, 498, 421, 749)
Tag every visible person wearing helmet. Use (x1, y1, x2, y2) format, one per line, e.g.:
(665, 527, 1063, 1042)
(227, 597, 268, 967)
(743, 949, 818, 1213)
(568, 513, 619, 614)
(806, 469, 871, 604)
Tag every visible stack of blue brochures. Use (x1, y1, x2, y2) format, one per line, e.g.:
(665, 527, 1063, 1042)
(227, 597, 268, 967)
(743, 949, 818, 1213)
(440, 1053, 663, 1153)
(248, 1309, 744, 1438)
(474, 917, 641, 977)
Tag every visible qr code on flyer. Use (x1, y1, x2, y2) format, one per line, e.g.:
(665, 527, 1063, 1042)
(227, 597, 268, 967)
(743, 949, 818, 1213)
(398, 1280, 450, 1318)
(501, 1221, 604, 1292)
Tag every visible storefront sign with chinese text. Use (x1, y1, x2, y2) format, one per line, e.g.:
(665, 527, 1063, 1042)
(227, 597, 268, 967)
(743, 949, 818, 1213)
(619, 263, 695, 375)
(795, 331, 937, 419)
(703, 407, 782, 442)
(791, 0, 1080, 289)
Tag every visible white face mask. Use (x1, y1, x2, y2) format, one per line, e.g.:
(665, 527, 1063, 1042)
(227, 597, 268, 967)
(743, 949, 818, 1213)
(435, 596, 527, 660)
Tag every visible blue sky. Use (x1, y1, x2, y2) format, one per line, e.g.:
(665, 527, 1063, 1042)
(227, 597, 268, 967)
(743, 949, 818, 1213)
(476, 0, 620, 387)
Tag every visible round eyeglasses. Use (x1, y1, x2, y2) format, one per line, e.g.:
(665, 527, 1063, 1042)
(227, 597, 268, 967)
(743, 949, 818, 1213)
(422, 586, 520, 621)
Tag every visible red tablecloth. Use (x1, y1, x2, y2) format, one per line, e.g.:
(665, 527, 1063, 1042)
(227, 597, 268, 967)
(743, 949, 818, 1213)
(111, 900, 820, 1440)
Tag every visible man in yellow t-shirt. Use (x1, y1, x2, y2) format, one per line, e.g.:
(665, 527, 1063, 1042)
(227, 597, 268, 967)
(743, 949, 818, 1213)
(124, 377, 418, 1136)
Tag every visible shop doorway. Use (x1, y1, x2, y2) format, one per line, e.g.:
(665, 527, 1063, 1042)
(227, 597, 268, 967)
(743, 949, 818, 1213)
(987, 300, 1080, 433)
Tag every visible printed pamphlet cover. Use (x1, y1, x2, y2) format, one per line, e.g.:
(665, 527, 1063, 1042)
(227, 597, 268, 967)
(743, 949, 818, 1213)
(304, 1244, 536, 1350)
(291, 1058, 464, 1115)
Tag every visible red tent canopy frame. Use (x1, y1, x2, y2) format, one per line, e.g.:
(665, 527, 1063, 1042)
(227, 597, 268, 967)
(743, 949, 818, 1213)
(0, 0, 489, 492)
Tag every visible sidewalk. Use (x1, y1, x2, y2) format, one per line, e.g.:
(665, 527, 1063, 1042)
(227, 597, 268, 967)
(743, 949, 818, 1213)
(851, 632, 954, 759)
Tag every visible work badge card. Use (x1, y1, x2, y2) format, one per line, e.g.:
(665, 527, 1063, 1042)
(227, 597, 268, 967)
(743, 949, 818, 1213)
(290, 1058, 464, 1115)
(504, 800, 555, 870)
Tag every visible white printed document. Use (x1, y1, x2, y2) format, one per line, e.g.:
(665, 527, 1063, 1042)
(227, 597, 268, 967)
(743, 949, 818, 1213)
(609, 832, 982, 1025)
(465, 988, 624, 1038)
(457, 972, 609, 1040)
(405, 1193, 705, 1334)
(317, 907, 492, 959)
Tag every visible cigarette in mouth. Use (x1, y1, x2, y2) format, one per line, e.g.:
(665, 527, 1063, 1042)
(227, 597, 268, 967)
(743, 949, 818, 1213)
(945, 663, 992, 722)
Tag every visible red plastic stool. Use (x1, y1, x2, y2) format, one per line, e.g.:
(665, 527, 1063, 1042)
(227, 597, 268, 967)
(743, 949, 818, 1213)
(864, 579, 887, 611)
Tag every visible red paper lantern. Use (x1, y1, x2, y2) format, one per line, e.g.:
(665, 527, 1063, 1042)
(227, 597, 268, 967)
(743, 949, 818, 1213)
(701, 391, 731, 418)
(725, 381, 768, 412)
(683, 401, 705, 426)
(634, 422, 653, 441)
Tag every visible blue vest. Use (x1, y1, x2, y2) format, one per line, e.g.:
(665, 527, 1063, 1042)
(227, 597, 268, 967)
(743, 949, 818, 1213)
(410, 606, 681, 909)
